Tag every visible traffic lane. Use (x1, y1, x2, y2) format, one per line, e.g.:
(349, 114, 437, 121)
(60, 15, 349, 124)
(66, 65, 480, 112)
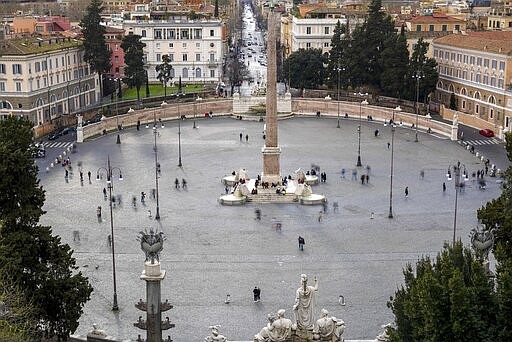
(458, 125, 508, 170)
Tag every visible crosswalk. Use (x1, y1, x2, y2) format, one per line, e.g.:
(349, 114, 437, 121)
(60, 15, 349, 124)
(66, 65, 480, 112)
(464, 138, 501, 146)
(41, 141, 74, 149)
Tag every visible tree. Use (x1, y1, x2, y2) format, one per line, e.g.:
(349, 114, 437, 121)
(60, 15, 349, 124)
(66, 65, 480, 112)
(387, 242, 498, 341)
(326, 21, 350, 89)
(0, 117, 93, 340)
(283, 48, 326, 90)
(214, 0, 219, 18)
(379, 26, 409, 98)
(449, 92, 458, 110)
(226, 54, 248, 95)
(80, 0, 111, 99)
(403, 38, 438, 102)
(156, 55, 173, 102)
(121, 34, 146, 102)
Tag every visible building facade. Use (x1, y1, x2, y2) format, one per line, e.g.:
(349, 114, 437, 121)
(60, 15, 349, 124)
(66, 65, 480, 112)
(0, 37, 99, 125)
(104, 26, 125, 78)
(123, 18, 224, 84)
(432, 31, 512, 132)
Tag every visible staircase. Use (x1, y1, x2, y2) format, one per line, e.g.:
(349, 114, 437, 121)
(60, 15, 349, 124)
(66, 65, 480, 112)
(246, 189, 298, 204)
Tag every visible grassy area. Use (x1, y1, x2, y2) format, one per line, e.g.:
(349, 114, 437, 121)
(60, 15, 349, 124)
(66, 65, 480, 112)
(120, 84, 205, 100)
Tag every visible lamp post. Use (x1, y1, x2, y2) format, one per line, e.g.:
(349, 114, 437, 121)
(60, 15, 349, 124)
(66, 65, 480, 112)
(115, 78, 121, 144)
(357, 98, 368, 167)
(413, 71, 424, 142)
(194, 96, 202, 129)
(336, 66, 344, 128)
(388, 106, 401, 219)
(96, 156, 123, 311)
(152, 110, 163, 220)
(177, 101, 182, 167)
(446, 162, 468, 244)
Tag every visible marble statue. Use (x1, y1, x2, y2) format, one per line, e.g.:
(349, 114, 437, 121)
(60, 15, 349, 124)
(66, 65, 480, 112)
(295, 168, 306, 183)
(234, 168, 249, 183)
(376, 323, 392, 341)
(293, 274, 318, 331)
(137, 228, 166, 264)
(255, 309, 292, 342)
(470, 225, 495, 260)
(294, 183, 312, 197)
(205, 325, 227, 342)
(452, 113, 459, 126)
(89, 324, 107, 337)
(313, 309, 345, 342)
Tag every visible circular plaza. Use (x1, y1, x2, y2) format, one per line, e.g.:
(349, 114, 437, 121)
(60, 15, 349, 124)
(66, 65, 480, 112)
(38, 115, 505, 341)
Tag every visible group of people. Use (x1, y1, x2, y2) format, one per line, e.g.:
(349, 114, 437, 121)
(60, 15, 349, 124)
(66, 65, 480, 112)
(174, 178, 187, 189)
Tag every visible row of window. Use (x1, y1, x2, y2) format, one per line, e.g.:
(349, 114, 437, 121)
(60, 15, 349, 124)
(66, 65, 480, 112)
(434, 49, 506, 71)
(0, 81, 22, 92)
(140, 28, 215, 39)
(303, 26, 332, 35)
(416, 24, 461, 32)
(155, 53, 216, 63)
(439, 64, 505, 88)
(0, 68, 90, 93)
(154, 41, 216, 49)
(0, 53, 83, 76)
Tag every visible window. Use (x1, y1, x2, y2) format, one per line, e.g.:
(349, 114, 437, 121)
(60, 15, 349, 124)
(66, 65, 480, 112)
(477, 57, 482, 66)
(455, 24, 460, 31)
(210, 69, 215, 78)
(12, 64, 22, 74)
(115, 44, 118, 51)
(156, 53, 161, 62)
(183, 43, 187, 48)
(141, 30, 146, 37)
(306, 27, 312, 34)
(491, 60, 497, 69)
(115, 67, 119, 73)
(476, 74, 481, 83)
(483, 75, 488, 84)
(56, 58, 59, 68)
(463, 55, 468, 64)
(210, 29, 214, 36)
(462, 100, 466, 109)
(429, 25, 434, 31)
(169, 54, 174, 62)
(434, 49, 438, 58)
(114, 56, 119, 62)
(306, 42, 311, 48)
(196, 43, 200, 48)
(154, 29, 162, 39)
(499, 61, 505, 70)
(196, 53, 201, 62)
(324, 42, 329, 47)
(484, 59, 489, 67)
(156, 42, 160, 49)
(470, 56, 475, 64)
(73, 54, 76, 64)
(442, 24, 447, 31)
(457, 54, 461, 62)
(182, 54, 188, 62)
(56, 74, 59, 83)
(451, 53, 455, 61)
(490, 77, 496, 87)
(439, 51, 444, 59)
(62, 56, 64, 65)
(37, 79, 40, 89)
(35, 62, 41, 72)
(15, 82, 22, 92)
(168, 29, 175, 39)
(475, 104, 479, 114)
(210, 53, 215, 62)
(169, 43, 174, 48)
(0, 82, 4, 91)
(49, 59, 52, 69)
(194, 29, 202, 39)
(499, 79, 504, 88)
(324, 27, 329, 34)
(462, 70, 467, 79)
(416, 25, 421, 31)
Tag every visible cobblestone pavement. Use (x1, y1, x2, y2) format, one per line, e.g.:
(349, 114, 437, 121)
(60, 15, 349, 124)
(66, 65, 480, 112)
(38, 116, 507, 341)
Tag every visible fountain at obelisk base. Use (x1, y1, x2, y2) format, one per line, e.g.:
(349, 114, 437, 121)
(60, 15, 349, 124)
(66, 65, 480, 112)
(219, 3, 325, 206)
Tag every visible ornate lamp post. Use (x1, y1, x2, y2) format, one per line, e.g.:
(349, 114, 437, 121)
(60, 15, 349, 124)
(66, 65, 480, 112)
(96, 156, 123, 311)
(446, 162, 468, 243)
(413, 71, 424, 142)
(152, 110, 163, 220)
(357, 98, 368, 167)
(388, 106, 401, 219)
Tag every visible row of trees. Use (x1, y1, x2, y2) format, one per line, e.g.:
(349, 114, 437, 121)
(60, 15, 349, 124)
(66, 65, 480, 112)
(0, 117, 93, 340)
(387, 133, 512, 340)
(283, 0, 438, 102)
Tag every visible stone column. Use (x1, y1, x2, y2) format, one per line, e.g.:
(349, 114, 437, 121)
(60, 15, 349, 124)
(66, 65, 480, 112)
(261, 5, 281, 185)
(76, 114, 84, 143)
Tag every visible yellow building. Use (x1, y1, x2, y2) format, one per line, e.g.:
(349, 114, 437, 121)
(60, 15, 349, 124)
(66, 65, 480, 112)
(433, 31, 512, 132)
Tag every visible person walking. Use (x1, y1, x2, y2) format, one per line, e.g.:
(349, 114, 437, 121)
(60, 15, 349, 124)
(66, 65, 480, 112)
(420, 170, 425, 179)
(141, 192, 146, 204)
(245, 134, 249, 142)
(387, 142, 390, 149)
(182, 178, 187, 189)
(405, 186, 409, 198)
(175, 178, 180, 189)
(318, 211, 323, 222)
(361, 174, 365, 185)
(87, 171, 91, 182)
(341, 168, 345, 178)
(240, 133, 243, 141)
(298, 236, 305, 251)
(80, 171, 83, 182)
(443, 182, 446, 192)
(365, 174, 369, 183)
(96, 206, 102, 221)
(253, 287, 261, 302)
(102, 187, 107, 199)
(352, 169, 357, 181)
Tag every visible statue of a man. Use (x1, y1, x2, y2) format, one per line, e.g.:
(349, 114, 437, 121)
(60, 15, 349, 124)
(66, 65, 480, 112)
(293, 274, 318, 330)
(205, 325, 227, 342)
(313, 309, 345, 342)
(255, 309, 292, 342)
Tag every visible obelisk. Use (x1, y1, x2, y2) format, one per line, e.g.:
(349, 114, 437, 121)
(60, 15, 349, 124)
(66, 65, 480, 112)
(261, 3, 281, 185)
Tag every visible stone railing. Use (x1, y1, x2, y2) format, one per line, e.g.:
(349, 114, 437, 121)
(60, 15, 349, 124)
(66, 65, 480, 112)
(440, 105, 505, 140)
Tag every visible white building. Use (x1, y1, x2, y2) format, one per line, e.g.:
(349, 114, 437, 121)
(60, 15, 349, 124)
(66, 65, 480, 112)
(123, 18, 225, 84)
(290, 15, 347, 55)
(0, 37, 99, 125)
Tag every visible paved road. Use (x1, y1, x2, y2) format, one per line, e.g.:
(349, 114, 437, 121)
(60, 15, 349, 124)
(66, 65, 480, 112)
(38, 116, 508, 341)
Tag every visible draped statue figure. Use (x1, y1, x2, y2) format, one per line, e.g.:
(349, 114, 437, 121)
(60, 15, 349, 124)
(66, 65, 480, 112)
(313, 309, 345, 342)
(254, 309, 292, 342)
(293, 274, 318, 331)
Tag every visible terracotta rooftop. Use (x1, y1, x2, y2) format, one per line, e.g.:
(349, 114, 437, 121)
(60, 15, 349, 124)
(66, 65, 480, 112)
(433, 31, 512, 55)
(409, 14, 464, 23)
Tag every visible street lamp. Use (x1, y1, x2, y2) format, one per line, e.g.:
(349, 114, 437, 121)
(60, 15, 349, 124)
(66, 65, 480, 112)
(357, 98, 368, 167)
(413, 71, 424, 142)
(388, 106, 401, 219)
(336, 66, 345, 128)
(446, 162, 469, 244)
(152, 110, 163, 220)
(115, 78, 121, 144)
(194, 96, 202, 129)
(177, 100, 182, 167)
(96, 156, 123, 311)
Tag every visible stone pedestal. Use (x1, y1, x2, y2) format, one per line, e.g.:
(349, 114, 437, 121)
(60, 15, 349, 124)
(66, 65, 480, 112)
(77, 115, 84, 143)
(450, 124, 458, 141)
(262, 146, 281, 184)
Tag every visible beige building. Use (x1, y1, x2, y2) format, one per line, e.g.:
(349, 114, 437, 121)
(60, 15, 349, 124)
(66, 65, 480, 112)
(0, 37, 99, 125)
(432, 31, 512, 132)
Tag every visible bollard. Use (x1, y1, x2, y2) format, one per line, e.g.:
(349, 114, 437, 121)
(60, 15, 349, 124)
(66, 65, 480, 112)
(46, 167, 49, 172)
(50, 163, 54, 168)
(476, 152, 480, 158)
(481, 155, 485, 161)
(63, 151, 67, 156)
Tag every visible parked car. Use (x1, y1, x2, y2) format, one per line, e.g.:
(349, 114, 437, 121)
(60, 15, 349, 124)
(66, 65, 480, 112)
(479, 129, 494, 137)
(48, 131, 61, 140)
